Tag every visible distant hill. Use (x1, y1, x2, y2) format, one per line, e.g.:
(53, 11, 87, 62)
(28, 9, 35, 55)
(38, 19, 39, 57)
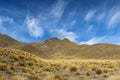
(0, 34, 120, 59)
(0, 34, 48, 58)
(0, 34, 20, 48)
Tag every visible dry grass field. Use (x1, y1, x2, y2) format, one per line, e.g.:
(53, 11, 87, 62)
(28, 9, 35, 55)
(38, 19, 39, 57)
(0, 48, 120, 80)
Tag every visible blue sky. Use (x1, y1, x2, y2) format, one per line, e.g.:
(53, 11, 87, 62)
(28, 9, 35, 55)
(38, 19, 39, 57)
(0, 0, 120, 45)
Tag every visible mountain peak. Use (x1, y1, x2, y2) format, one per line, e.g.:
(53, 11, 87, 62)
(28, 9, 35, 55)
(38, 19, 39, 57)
(47, 37, 61, 42)
(63, 38, 70, 42)
(63, 38, 71, 42)
(44, 37, 61, 43)
(49, 37, 60, 40)
(63, 38, 74, 43)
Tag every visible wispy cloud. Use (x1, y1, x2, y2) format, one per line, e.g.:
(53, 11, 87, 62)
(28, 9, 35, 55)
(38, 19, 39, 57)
(51, 29, 78, 42)
(79, 34, 120, 45)
(79, 36, 107, 45)
(87, 25, 93, 33)
(85, 10, 96, 21)
(50, 0, 67, 19)
(108, 11, 120, 28)
(106, 5, 120, 29)
(25, 16, 44, 38)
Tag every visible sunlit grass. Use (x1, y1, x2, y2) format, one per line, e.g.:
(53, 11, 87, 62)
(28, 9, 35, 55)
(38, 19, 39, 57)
(0, 48, 120, 80)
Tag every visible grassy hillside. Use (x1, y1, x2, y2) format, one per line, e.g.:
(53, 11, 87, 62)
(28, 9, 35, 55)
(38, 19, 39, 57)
(76, 44, 120, 59)
(0, 34, 48, 58)
(0, 47, 47, 80)
(34, 38, 79, 57)
(33, 38, 120, 59)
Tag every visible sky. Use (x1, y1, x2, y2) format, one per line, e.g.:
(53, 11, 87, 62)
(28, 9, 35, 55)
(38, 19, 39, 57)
(0, 0, 120, 45)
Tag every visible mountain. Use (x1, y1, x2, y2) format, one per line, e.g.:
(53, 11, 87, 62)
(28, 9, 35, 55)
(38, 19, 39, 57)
(33, 37, 79, 58)
(0, 34, 120, 59)
(33, 37, 120, 59)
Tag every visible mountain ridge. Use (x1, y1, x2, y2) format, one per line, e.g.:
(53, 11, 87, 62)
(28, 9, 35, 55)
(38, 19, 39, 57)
(0, 33, 120, 59)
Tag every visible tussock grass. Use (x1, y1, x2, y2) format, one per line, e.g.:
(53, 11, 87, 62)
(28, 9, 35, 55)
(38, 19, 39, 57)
(69, 66, 77, 72)
(0, 48, 46, 80)
(0, 48, 120, 80)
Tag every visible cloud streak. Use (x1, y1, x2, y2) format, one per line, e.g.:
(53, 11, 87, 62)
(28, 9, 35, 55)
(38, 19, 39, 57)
(79, 34, 120, 45)
(108, 11, 120, 28)
(87, 25, 93, 33)
(105, 5, 120, 29)
(79, 36, 107, 45)
(51, 0, 67, 19)
(85, 10, 96, 21)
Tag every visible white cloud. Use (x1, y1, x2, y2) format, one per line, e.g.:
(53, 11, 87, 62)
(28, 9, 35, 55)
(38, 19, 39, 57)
(51, 0, 67, 18)
(87, 25, 93, 33)
(25, 16, 44, 38)
(79, 34, 120, 45)
(108, 11, 120, 28)
(52, 29, 78, 42)
(85, 10, 96, 21)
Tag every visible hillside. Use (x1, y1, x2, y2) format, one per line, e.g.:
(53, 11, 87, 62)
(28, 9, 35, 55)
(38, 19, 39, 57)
(33, 37, 120, 59)
(0, 34, 120, 59)
(0, 34, 48, 58)
(77, 44, 120, 59)
(33, 38, 80, 58)
(0, 47, 47, 80)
